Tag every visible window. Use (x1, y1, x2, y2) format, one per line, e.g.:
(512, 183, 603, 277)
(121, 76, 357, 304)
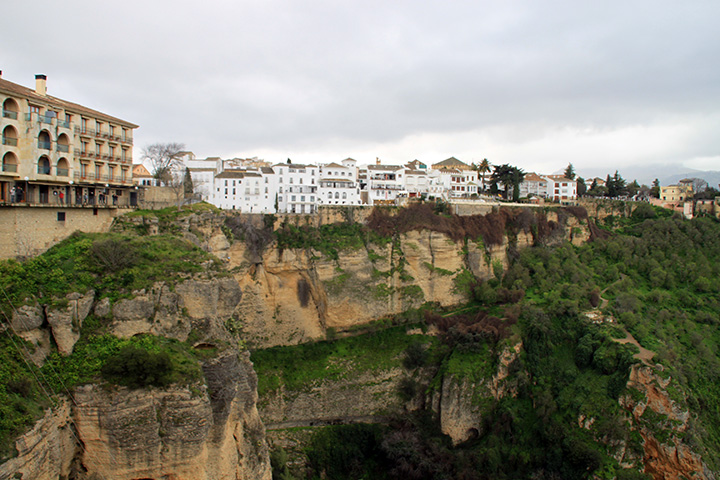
(109, 145, 115, 158)
(109, 125, 114, 136)
(301, 195, 305, 201)
(291, 195, 296, 201)
(300, 178, 303, 184)
(57, 212, 66, 222)
(81, 118, 87, 131)
(29, 105, 40, 114)
(108, 166, 114, 180)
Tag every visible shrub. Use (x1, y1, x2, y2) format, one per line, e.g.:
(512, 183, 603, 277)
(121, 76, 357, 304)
(101, 345, 173, 388)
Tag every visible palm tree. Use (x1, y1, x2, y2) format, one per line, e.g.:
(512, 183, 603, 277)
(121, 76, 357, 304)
(474, 158, 491, 192)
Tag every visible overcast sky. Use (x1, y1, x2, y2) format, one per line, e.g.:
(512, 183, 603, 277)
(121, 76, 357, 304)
(3, 0, 719, 183)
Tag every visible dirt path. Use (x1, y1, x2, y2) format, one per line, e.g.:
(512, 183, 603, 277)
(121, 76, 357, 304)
(592, 274, 656, 366)
(612, 328, 655, 365)
(265, 415, 390, 430)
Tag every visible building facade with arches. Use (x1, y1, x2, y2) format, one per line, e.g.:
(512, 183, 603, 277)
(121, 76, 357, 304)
(0, 72, 138, 207)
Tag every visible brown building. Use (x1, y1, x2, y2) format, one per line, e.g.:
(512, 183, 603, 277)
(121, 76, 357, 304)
(1, 72, 138, 207)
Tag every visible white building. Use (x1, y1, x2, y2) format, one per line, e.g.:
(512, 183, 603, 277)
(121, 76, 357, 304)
(210, 167, 276, 212)
(544, 175, 577, 201)
(318, 161, 361, 206)
(274, 163, 318, 214)
(518, 173, 549, 199)
(364, 163, 405, 205)
(403, 168, 444, 200)
(436, 168, 478, 198)
(518, 173, 577, 201)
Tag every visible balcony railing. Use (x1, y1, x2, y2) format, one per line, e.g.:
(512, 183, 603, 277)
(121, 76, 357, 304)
(58, 119, 70, 129)
(39, 115, 53, 125)
(37, 165, 51, 175)
(2, 110, 18, 120)
(57, 144, 70, 153)
(75, 126, 96, 136)
(56, 168, 69, 177)
(121, 136, 133, 145)
(38, 141, 52, 150)
(75, 172, 95, 181)
(371, 184, 402, 190)
(2, 163, 18, 173)
(2, 137, 18, 146)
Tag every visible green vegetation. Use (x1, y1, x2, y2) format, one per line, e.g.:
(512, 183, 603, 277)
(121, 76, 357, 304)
(275, 222, 389, 260)
(0, 231, 223, 310)
(0, 329, 203, 459)
(261, 209, 719, 479)
(251, 326, 434, 397)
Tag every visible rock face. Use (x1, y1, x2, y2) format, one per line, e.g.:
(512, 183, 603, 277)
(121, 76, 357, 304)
(260, 367, 404, 427)
(622, 365, 715, 480)
(45, 291, 95, 356)
(110, 277, 243, 342)
(1, 353, 271, 480)
(0, 400, 76, 480)
(433, 342, 521, 445)
(233, 218, 585, 348)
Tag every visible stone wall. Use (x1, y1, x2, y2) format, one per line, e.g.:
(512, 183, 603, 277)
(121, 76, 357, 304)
(0, 206, 119, 259)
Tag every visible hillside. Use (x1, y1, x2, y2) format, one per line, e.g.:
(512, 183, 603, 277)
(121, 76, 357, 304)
(0, 202, 719, 479)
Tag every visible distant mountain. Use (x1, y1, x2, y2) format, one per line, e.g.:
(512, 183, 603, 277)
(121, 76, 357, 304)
(660, 171, 720, 189)
(576, 164, 720, 188)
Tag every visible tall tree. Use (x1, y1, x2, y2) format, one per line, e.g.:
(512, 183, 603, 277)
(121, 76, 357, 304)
(142, 143, 185, 186)
(491, 164, 525, 200)
(577, 177, 587, 196)
(650, 179, 660, 198)
(183, 167, 194, 198)
(564, 163, 576, 180)
(606, 171, 627, 198)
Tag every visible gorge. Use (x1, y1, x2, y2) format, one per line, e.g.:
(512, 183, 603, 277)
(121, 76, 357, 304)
(1, 201, 719, 479)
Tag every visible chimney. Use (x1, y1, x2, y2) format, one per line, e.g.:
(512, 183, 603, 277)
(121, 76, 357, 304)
(376, 157, 380, 165)
(0, 71, 3, 78)
(35, 74, 47, 95)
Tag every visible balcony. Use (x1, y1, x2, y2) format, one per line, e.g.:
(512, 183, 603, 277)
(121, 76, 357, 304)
(320, 181, 356, 188)
(56, 168, 69, 177)
(2, 137, 18, 146)
(57, 144, 70, 153)
(2, 110, 18, 120)
(121, 136, 133, 145)
(37, 141, 52, 150)
(58, 119, 70, 129)
(371, 184, 402, 190)
(39, 115, 53, 125)
(37, 165, 51, 175)
(75, 172, 95, 182)
(75, 126, 96, 137)
(2, 163, 18, 173)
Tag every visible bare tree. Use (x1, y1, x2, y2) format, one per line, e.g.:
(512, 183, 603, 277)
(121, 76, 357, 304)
(142, 143, 186, 185)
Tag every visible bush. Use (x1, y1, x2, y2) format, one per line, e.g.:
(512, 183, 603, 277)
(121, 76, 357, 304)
(402, 342, 428, 369)
(101, 345, 173, 388)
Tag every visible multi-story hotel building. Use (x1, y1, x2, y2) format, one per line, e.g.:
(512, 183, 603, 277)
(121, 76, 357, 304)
(1, 73, 138, 206)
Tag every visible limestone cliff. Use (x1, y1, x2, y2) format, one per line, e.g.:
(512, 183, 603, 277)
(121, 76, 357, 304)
(1, 353, 270, 480)
(1, 275, 271, 480)
(221, 211, 588, 348)
(622, 365, 716, 480)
